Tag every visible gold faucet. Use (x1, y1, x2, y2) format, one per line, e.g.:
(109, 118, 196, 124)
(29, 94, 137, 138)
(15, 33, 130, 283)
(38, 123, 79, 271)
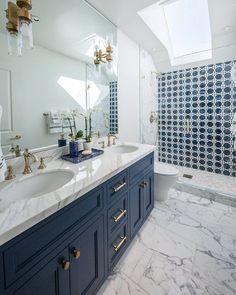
(107, 134, 118, 147)
(5, 166, 16, 180)
(23, 149, 39, 175)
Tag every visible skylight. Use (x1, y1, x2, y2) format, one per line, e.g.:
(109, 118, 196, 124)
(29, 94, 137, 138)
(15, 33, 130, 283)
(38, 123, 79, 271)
(138, 0, 212, 66)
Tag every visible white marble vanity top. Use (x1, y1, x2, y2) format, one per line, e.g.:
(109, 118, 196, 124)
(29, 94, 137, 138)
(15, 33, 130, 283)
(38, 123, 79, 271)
(0, 143, 155, 246)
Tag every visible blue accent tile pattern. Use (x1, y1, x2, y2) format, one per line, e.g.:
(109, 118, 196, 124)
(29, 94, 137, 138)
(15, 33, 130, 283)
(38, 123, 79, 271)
(110, 81, 118, 134)
(158, 60, 236, 177)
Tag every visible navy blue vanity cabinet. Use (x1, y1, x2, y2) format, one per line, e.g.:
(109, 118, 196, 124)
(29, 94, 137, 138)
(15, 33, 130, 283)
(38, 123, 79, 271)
(13, 247, 70, 295)
(129, 154, 154, 238)
(143, 171, 154, 218)
(130, 181, 144, 238)
(69, 216, 105, 295)
(0, 152, 154, 295)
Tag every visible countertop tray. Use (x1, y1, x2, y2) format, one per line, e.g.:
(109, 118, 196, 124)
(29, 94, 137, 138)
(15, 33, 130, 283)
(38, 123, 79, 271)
(61, 148, 104, 164)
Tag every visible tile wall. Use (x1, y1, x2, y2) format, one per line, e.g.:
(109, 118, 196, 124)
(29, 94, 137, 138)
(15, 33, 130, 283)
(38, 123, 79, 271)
(158, 60, 236, 176)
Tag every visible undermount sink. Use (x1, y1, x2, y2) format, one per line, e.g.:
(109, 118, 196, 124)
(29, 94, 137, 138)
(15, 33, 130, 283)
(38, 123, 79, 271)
(0, 170, 74, 203)
(111, 145, 139, 154)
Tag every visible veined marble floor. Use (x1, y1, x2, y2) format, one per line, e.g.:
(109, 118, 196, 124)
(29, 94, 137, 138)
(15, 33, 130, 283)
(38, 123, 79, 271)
(98, 189, 236, 295)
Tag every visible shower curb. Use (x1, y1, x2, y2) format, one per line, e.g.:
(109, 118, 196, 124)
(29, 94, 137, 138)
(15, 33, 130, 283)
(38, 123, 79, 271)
(174, 181, 236, 208)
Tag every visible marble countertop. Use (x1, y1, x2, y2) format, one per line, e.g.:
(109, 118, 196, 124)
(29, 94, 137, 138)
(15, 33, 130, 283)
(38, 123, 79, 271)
(0, 143, 155, 246)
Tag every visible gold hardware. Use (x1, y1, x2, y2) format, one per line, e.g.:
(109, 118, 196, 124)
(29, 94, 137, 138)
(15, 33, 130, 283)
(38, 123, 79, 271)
(5, 166, 16, 180)
(140, 181, 148, 188)
(113, 209, 127, 223)
(23, 148, 38, 174)
(10, 144, 21, 157)
(72, 249, 81, 260)
(98, 140, 106, 149)
(62, 260, 70, 271)
(10, 135, 22, 141)
(112, 137, 117, 145)
(6, 1, 32, 34)
(185, 117, 191, 133)
(38, 157, 46, 170)
(113, 236, 127, 252)
(113, 182, 126, 193)
(94, 43, 113, 68)
(107, 134, 117, 147)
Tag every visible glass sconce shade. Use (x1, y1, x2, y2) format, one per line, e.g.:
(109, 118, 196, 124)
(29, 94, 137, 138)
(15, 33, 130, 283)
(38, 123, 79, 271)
(7, 31, 18, 55)
(18, 19, 33, 51)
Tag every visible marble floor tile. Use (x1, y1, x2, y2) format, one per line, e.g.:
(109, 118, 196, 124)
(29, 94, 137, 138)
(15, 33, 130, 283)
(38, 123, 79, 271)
(138, 252, 220, 295)
(99, 189, 236, 295)
(193, 249, 236, 295)
(137, 221, 196, 271)
(97, 271, 149, 295)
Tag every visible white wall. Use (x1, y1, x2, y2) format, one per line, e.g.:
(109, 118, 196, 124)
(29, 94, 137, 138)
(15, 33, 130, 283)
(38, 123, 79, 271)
(154, 43, 236, 73)
(117, 30, 140, 143)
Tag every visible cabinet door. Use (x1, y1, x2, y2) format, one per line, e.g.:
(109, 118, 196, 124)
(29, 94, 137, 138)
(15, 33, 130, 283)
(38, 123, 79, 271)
(143, 172, 154, 218)
(130, 182, 144, 238)
(69, 216, 105, 295)
(13, 248, 70, 295)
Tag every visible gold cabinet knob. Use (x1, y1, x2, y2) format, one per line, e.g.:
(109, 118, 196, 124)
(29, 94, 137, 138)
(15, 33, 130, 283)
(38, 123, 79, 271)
(62, 260, 70, 271)
(72, 249, 81, 259)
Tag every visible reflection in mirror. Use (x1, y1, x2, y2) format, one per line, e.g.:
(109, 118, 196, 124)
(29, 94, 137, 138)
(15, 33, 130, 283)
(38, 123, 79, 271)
(0, 0, 118, 157)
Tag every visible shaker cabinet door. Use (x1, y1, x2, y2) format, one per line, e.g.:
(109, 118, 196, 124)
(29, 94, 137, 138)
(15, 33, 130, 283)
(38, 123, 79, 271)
(143, 172, 154, 218)
(130, 182, 144, 238)
(69, 216, 105, 295)
(13, 248, 70, 295)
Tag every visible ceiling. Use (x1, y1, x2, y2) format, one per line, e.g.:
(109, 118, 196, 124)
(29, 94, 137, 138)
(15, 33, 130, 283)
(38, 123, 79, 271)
(86, 0, 236, 67)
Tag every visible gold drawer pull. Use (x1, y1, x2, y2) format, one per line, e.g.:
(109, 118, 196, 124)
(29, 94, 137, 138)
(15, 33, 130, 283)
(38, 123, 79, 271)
(73, 249, 81, 259)
(62, 260, 70, 271)
(112, 209, 127, 223)
(113, 182, 126, 193)
(113, 236, 127, 252)
(140, 181, 148, 188)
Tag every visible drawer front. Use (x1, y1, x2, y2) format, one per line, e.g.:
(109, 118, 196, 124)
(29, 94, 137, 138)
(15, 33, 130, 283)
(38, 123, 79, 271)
(129, 153, 154, 186)
(3, 187, 104, 288)
(108, 223, 128, 268)
(108, 194, 128, 236)
(106, 170, 128, 204)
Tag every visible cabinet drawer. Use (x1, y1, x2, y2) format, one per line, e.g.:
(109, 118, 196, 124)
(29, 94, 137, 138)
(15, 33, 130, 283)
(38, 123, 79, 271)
(106, 170, 128, 204)
(108, 223, 128, 268)
(129, 153, 154, 186)
(3, 187, 104, 288)
(108, 194, 128, 236)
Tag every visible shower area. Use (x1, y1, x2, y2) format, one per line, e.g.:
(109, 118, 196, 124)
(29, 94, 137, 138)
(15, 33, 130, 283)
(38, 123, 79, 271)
(157, 60, 236, 203)
(140, 48, 236, 204)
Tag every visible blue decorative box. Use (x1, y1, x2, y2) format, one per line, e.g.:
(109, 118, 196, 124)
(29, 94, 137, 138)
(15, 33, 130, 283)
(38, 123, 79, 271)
(62, 148, 104, 164)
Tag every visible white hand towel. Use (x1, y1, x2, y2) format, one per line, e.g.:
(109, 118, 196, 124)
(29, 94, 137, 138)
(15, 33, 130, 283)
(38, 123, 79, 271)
(47, 111, 62, 134)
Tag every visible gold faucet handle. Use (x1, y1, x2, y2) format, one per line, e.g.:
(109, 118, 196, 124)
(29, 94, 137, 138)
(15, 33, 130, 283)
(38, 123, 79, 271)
(5, 166, 16, 181)
(98, 140, 106, 149)
(38, 157, 47, 170)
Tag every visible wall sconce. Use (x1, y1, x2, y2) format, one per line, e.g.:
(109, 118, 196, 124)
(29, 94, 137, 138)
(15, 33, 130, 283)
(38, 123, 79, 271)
(5, 0, 33, 55)
(94, 37, 113, 73)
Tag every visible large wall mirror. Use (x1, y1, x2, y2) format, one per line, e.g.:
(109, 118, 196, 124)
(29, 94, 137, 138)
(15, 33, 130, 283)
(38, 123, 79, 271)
(0, 0, 118, 156)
